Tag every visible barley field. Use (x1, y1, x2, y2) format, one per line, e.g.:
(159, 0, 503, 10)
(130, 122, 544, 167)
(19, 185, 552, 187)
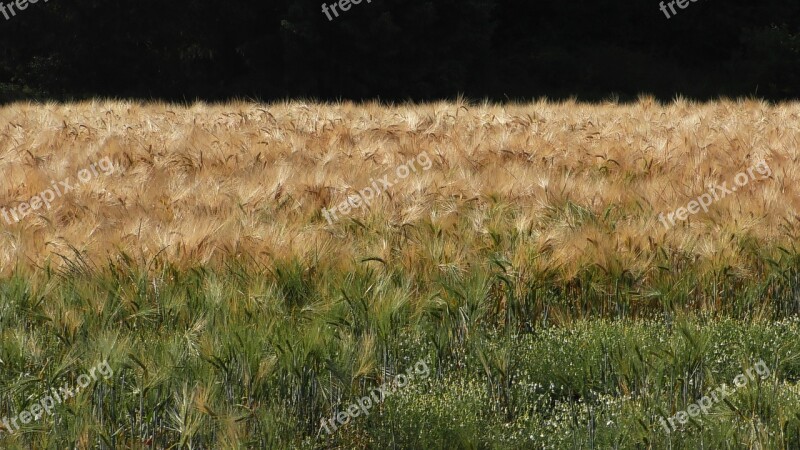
(1, 97, 800, 448)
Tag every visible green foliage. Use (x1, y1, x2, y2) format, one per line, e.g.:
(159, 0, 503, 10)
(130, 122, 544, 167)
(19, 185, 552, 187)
(0, 255, 799, 447)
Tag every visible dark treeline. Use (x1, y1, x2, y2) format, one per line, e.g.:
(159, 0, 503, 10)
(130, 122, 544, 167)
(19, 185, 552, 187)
(0, 0, 798, 103)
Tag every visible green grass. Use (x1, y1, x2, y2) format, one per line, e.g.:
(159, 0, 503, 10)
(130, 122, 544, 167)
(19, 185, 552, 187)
(0, 250, 799, 448)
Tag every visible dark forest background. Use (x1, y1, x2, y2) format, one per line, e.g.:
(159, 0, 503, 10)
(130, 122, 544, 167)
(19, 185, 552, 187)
(0, 0, 798, 103)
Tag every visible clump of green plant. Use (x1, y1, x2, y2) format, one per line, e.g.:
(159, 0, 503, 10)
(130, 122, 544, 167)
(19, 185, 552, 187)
(0, 255, 799, 448)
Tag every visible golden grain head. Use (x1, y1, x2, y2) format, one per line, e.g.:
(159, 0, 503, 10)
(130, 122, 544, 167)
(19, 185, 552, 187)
(0, 99, 797, 276)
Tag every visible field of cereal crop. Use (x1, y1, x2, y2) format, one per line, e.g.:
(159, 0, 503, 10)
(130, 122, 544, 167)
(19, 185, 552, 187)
(1, 97, 800, 448)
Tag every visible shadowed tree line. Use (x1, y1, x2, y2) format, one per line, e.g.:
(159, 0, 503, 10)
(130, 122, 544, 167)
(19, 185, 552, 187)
(0, 0, 798, 103)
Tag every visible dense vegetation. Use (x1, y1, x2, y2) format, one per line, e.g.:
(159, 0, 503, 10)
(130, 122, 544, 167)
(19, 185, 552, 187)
(0, 0, 799, 102)
(1, 99, 799, 447)
(2, 249, 800, 448)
